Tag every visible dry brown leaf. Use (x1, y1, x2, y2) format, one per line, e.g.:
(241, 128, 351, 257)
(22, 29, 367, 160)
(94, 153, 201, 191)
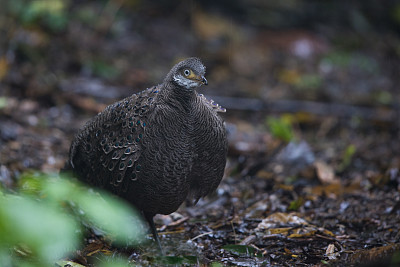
(325, 243, 339, 260)
(256, 212, 308, 231)
(256, 212, 336, 240)
(314, 160, 339, 184)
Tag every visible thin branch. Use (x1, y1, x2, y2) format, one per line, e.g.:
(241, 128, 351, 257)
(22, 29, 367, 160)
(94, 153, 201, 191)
(209, 95, 398, 122)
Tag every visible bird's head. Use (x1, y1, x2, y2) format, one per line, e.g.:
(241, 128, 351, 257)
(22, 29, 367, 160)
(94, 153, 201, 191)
(166, 57, 207, 89)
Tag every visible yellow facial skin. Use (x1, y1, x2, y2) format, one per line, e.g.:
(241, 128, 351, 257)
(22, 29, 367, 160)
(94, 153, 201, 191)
(182, 69, 208, 85)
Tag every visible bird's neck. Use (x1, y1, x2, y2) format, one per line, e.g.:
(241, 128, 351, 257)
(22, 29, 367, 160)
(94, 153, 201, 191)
(159, 82, 197, 111)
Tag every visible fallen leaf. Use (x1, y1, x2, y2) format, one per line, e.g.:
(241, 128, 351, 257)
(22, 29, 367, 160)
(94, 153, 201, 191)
(325, 243, 339, 260)
(314, 160, 340, 184)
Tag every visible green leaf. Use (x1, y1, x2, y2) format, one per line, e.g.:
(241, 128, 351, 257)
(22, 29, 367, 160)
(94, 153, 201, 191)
(41, 174, 145, 245)
(23, 0, 68, 31)
(74, 189, 144, 244)
(162, 256, 185, 265)
(183, 255, 199, 264)
(97, 257, 131, 267)
(223, 244, 258, 257)
(18, 172, 46, 196)
(288, 197, 304, 211)
(0, 194, 80, 265)
(1, 172, 144, 266)
(158, 255, 199, 265)
(338, 144, 356, 172)
(266, 115, 294, 142)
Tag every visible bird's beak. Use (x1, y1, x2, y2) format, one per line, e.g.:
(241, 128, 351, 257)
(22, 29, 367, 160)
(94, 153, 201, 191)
(201, 76, 208, 85)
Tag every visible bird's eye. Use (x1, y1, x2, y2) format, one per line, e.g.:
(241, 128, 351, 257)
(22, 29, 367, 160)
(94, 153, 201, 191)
(184, 69, 190, 76)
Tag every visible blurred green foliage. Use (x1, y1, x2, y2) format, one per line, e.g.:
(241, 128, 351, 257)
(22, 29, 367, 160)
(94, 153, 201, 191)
(391, 4, 400, 25)
(7, 0, 69, 31)
(0, 192, 79, 267)
(322, 51, 352, 67)
(266, 115, 294, 143)
(74, 5, 101, 26)
(159, 255, 199, 265)
(288, 197, 304, 211)
(296, 74, 323, 90)
(391, 251, 400, 266)
(322, 51, 378, 73)
(0, 97, 7, 109)
(0, 172, 144, 267)
(374, 90, 393, 105)
(84, 60, 121, 80)
(338, 144, 356, 172)
(98, 258, 135, 267)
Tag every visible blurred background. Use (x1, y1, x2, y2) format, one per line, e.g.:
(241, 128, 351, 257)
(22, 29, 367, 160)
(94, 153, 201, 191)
(1, 0, 399, 178)
(0, 0, 399, 175)
(0, 0, 400, 265)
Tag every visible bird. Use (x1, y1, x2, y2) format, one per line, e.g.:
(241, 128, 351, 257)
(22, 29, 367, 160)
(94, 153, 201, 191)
(64, 57, 228, 253)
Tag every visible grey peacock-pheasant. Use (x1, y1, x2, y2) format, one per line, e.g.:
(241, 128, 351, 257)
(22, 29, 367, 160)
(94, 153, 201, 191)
(64, 57, 228, 252)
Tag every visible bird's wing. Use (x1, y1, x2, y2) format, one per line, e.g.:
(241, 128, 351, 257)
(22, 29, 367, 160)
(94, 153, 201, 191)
(69, 86, 159, 188)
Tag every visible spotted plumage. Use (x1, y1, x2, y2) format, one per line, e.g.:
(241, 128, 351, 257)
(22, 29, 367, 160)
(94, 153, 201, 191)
(65, 57, 228, 252)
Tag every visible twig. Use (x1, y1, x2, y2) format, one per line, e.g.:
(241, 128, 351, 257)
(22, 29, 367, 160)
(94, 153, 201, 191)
(231, 220, 237, 244)
(315, 233, 337, 241)
(210, 95, 398, 122)
(157, 230, 185, 236)
(158, 216, 189, 231)
(190, 231, 213, 241)
(168, 216, 189, 227)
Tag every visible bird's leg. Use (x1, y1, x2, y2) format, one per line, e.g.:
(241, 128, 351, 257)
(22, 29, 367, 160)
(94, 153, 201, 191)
(144, 212, 164, 255)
